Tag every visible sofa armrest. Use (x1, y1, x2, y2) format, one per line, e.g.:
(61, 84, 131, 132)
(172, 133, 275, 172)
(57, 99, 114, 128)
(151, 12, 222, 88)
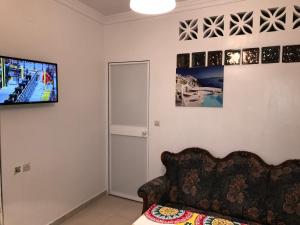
(137, 176, 170, 213)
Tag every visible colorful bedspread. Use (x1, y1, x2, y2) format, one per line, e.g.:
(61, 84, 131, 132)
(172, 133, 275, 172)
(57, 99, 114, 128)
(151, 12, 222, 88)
(137, 204, 248, 225)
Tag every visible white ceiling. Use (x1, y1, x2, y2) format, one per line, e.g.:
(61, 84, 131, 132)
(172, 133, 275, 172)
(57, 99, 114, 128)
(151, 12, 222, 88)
(78, 0, 187, 16)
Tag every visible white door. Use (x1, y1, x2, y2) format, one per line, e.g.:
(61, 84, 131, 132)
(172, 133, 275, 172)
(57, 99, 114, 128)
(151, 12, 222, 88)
(109, 61, 149, 201)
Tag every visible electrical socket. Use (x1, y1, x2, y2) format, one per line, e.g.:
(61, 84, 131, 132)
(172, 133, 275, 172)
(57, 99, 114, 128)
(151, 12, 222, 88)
(22, 163, 31, 172)
(14, 166, 22, 175)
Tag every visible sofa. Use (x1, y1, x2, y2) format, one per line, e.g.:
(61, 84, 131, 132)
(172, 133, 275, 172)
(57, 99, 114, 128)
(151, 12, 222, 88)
(138, 148, 300, 225)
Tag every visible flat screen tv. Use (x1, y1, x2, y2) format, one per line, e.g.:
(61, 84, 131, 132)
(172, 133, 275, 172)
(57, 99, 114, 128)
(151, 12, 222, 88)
(0, 55, 58, 105)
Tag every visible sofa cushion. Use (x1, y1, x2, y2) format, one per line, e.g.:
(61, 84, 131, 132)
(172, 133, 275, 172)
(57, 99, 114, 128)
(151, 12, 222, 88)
(267, 161, 300, 225)
(162, 148, 217, 210)
(210, 152, 270, 223)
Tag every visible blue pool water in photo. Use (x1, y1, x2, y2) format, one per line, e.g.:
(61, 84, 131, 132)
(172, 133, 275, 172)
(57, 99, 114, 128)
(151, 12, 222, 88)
(202, 94, 223, 107)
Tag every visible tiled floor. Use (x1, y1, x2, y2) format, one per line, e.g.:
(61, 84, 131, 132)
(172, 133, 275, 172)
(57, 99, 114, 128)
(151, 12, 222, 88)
(60, 195, 142, 225)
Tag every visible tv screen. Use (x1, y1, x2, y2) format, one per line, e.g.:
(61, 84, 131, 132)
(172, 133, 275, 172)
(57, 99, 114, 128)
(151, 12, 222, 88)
(0, 56, 58, 105)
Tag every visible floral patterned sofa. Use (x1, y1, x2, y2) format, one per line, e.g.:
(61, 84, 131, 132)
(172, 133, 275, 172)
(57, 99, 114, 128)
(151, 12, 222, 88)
(138, 148, 300, 225)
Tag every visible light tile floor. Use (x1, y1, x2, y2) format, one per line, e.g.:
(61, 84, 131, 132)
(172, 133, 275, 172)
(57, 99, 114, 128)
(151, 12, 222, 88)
(60, 195, 142, 225)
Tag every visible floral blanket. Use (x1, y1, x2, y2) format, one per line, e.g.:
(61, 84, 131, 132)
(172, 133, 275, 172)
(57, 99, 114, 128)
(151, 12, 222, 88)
(144, 205, 248, 225)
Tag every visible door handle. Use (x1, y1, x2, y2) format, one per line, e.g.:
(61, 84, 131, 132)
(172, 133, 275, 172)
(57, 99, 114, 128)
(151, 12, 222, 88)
(142, 131, 148, 136)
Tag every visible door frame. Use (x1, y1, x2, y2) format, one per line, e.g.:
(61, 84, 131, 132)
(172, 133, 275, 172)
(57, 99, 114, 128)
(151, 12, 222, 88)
(107, 60, 150, 201)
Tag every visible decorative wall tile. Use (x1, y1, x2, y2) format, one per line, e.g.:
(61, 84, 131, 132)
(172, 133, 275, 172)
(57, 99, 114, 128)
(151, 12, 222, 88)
(242, 48, 259, 64)
(192, 52, 206, 67)
(177, 54, 190, 68)
(260, 7, 286, 32)
(203, 15, 224, 38)
(293, 5, 300, 29)
(230, 12, 253, 35)
(179, 19, 198, 41)
(225, 50, 241, 65)
(282, 45, 300, 63)
(208, 51, 223, 66)
(262, 46, 280, 64)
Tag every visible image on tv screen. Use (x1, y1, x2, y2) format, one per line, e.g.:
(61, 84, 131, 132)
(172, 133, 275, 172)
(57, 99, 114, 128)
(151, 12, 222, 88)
(0, 56, 58, 105)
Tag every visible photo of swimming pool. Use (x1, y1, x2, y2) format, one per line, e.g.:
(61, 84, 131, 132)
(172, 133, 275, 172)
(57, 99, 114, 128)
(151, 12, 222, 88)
(176, 66, 224, 107)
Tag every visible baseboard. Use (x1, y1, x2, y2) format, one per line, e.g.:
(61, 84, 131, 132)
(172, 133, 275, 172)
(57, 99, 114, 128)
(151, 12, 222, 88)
(109, 191, 142, 202)
(49, 191, 107, 225)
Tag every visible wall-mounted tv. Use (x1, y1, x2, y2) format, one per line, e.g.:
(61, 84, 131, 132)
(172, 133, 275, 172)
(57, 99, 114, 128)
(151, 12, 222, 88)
(0, 56, 58, 105)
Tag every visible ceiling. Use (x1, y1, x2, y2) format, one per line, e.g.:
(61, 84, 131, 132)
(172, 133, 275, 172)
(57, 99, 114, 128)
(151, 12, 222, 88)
(78, 0, 187, 16)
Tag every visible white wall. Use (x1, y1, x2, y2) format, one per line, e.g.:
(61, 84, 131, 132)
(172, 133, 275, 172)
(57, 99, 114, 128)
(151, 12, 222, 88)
(104, 0, 300, 179)
(0, 0, 299, 224)
(0, 1, 106, 225)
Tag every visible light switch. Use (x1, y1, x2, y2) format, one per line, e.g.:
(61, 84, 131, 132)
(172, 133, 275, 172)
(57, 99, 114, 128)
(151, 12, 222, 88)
(23, 163, 31, 172)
